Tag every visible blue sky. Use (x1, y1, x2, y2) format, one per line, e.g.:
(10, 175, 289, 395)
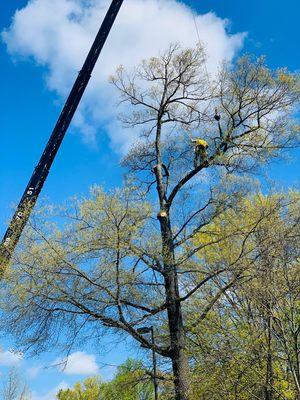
(0, 0, 299, 398)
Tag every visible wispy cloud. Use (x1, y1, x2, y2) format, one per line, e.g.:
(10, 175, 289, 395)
(32, 381, 70, 400)
(55, 351, 99, 376)
(2, 0, 246, 151)
(27, 365, 42, 379)
(0, 349, 23, 367)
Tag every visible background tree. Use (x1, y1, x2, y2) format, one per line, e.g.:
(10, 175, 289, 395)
(100, 359, 153, 400)
(56, 359, 153, 400)
(188, 192, 300, 399)
(1, 368, 31, 400)
(1, 44, 299, 400)
(57, 377, 101, 400)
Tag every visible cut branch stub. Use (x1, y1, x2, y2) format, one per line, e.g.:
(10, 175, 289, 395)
(157, 210, 168, 220)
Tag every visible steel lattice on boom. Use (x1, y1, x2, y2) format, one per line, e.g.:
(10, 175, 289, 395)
(0, 0, 124, 274)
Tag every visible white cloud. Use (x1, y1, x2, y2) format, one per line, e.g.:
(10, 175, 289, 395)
(32, 381, 70, 400)
(2, 0, 246, 150)
(0, 350, 23, 367)
(56, 351, 99, 376)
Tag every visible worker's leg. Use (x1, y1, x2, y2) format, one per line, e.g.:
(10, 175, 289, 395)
(200, 149, 207, 164)
(194, 151, 200, 168)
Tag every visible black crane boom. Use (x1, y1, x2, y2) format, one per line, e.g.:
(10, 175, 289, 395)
(0, 0, 124, 273)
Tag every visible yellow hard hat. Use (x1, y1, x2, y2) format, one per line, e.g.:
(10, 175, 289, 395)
(195, 139, 208, 148)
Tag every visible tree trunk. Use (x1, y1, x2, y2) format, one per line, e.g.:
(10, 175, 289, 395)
(294, 333, 300, 395)
(158, 212, 190, 400)
(165, 272, 190, 400)
(265, 311, 273, 400)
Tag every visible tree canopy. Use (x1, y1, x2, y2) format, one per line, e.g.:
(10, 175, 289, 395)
(57, 359, 153, 400)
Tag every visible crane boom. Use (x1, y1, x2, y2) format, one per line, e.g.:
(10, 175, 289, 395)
(0, 0, 124, 274)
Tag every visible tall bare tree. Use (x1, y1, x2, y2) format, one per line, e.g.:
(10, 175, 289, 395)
(1, 369, 31, 400)
(1, 44, 299, 400)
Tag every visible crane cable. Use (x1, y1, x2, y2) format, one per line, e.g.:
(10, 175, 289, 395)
(193, 13, 210, 80)
(193, 13, 201, 43)
(185, 13, 211, 145)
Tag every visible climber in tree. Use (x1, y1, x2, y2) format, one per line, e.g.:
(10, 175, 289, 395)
(191, 138, 209, 168)
(191, 110, 222, 168)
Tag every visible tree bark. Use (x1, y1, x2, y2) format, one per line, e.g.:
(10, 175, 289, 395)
(154, 115, 190, 399)
(158, 212, 190, 400)
(265, 312, 274, 400)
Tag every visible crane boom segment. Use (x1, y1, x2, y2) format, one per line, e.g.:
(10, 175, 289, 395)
(0, 0, 124, 274)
